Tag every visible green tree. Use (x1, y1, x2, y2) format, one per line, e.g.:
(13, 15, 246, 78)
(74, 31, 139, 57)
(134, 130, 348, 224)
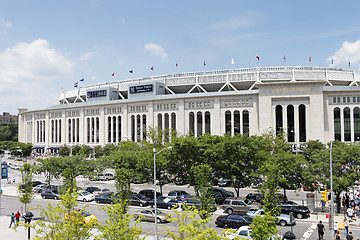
(59, 145, 71, 156)
(191, 164, 215, 219)
(96, 200, 144, 240)
(0, 122, 18, 141)
(17, 163, 35, 212)
(164, 206, 223, 240)
(250, 213, 280, 240)
(24, 190, 94, 240)
(36, 157, 62, 186)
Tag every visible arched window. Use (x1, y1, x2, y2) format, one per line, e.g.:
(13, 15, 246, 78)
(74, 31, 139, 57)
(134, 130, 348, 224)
(131, 115, 135, 141)
(87, 118, 90, 143)
(107, 116, 111, 143)
(118, 116, 122, 142)
(299, 104, 306, 142)
(113, 116, 116, 142)
(242, 110, 249, 136)
(334, 107, 341, 141)
(287, 105, 295, 142)
(344, 107, 351, 141)
(354, 107, 360, 141)
(171, 113, 176, 130)
(51, 120, 54, 143)
(59, 119, 62, 143)
(275, 105, 283, 135)
(157, 113, 162, 130)
(68, 119, 71, 142)
(76, 118, 80, 143)
(197, 111, 203, 136)
(142, 115, 146, 140)
(136, 115, 141, 142)
(96, 117, 99, 143)
(225, 110, 231, 135)
(205, 111, 211, 134)
(72, 119, 76, 143)
(234, 110, 240, 134)
(189, 112, 195, 136)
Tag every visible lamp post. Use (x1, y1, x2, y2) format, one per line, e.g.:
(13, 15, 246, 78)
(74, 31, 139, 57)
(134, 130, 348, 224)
(330, 139, 334, 230)
(24, 211, 34, 240)
(153, 146, 172, 240)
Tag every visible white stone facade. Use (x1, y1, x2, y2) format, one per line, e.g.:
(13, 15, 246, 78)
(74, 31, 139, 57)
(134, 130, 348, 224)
(17, 66, 360, 153)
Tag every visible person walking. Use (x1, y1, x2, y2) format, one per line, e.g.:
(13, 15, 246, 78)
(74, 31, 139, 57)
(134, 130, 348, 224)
(334, 230, 341, 240)
(317, 220, 325, 240)
(334, 221, 339, 237)
(15, 211, 20, 225)
(9, 213, 15, 228)
(344, 217, 349, 237)
(346, 231, 354, 240)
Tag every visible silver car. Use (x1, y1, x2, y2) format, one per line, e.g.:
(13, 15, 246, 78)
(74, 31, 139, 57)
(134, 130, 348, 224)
(134, 209, 169, 223)
(246, 209, 296, 227)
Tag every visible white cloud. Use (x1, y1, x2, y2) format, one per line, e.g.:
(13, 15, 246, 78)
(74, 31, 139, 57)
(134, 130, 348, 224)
(0, 18, 12, 28)
(79, 52, 94, 61)
(327, 40, 360, 67)
(0, 39, 75, 113)
(144, 43, 167, 61)
(210, 13, 262, 30)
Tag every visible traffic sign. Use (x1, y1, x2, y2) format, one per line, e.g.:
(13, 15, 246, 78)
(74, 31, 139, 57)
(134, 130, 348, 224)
(180, 194, 186, 202)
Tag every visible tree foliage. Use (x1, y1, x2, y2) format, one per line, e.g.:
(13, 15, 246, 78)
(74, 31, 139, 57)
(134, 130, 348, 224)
(17, 163, 35, 212)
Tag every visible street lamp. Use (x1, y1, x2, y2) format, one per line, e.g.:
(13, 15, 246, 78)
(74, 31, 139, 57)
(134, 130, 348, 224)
(330, 139, 335, 230)
(153, 146, 172, 240)
(24, 211, 34, 240)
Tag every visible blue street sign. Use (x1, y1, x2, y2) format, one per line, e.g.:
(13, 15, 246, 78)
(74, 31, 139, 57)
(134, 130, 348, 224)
(180, 194, 186, 202)
(1, 163, 8, 179)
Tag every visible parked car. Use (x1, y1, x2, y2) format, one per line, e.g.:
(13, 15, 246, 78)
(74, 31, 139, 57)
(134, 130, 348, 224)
(41, 190, 60, 200)
(221, 198, 260, 214)
(167, 190, 189, 200)
(98, 172, 115, 181)
(218, 178, 232, 187)
(134, 209, 169, 223)
(84, 186, 101, 194)
(95, 192, 118, 204)
(211, 188, 234, 198)
(93, 188, 111, 196)
(223, 225, 253, 239)
(150, 196, 179, 210)
(245, 193, 263, 203)
(130, 194, 150, 207)
(33, 184, 48, 193)
(246, 208, 296, 226)
(278, 201, 310, 219)
(138, 189, 162, 200)
(215, 214, 253, 228)
(64, 210, 97, 224)
(213, 192, 226, 204)
(77, 191, 95, 202)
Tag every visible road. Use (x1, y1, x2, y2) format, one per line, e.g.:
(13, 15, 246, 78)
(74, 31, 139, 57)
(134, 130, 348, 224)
(3, 163, 360, 239)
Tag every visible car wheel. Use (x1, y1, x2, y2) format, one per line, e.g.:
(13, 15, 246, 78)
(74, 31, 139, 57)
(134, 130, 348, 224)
(42, 195, 46, 199)
(296, 213, 303, 219)
(156, 218, 161, 223)
(83, 198, 87, 202)
(140, 203, 144, 207)
(223, 223, 229, 228)
(279, 220, 287, 227)
(168, 206, 172, 210)
(227, 208, 234, 214)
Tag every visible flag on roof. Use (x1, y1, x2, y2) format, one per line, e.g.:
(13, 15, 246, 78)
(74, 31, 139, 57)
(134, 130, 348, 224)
(231, 58, 235, 65)
(74, 82, 78, 88)
(112, 73, 115, 76)
(151, 67, 154, 70)
(80, 78, 84, 82)
(349, 60, 351, 67)
(309, 56, 311, 62)
(283, 56, 286, 61)
(203, 60, 206, 66)
(176, 63, 178, 67)
(256, 56, 260, 61)
(129, 70, 133, 73)
(331, 58, 334, 65)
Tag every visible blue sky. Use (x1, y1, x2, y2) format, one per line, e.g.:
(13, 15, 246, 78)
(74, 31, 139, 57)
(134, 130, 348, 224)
(1, 0, 360, 114)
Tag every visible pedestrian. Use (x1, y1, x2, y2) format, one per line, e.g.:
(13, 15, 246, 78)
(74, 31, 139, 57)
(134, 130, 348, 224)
(9, 213, 15, 228)
(346, 231, 354, 240)
(334, 221, 339, 236)
(347, 207, 354, 221)
(334, 230, 341, 240)
(344, 217, 349, 236)
(317, 220, 325, 240)
(321, 199, 326, 212)
(15, 211, 20, 225)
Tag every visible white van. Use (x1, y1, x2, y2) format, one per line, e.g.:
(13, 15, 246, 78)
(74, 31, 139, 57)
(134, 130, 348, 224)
(98, 172, 115, 181)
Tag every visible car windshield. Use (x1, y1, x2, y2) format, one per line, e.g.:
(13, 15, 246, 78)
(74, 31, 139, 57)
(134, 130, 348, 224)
(81, 212, 91, 217)
(83, 192, 90, 196)
(242, 215, 252, 221)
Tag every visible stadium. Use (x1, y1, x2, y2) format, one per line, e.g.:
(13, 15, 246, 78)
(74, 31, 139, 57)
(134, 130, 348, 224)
(18, 66, 360, 154)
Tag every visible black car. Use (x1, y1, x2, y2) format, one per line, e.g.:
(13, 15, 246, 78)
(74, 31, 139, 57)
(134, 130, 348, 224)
(211, 188, 234, 198)
(167, 190, 189, 200)
(150, 196, 179, 210)
(41, 190, 60, 200)
(130, 194, 150, 207)
(95, 192, 118, 204)
(84, 186, 101, 194)
(278, 201, 310, 219)
(213, 192, 226, 204)
(138, 189, 161, 200)
(245, 193, 263, 203)
(215, 214, 253, 228)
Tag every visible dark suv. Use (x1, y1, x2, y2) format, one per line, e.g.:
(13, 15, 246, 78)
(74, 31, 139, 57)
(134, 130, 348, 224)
(138, 189, 161, 200)
(278, 201, 310, 219)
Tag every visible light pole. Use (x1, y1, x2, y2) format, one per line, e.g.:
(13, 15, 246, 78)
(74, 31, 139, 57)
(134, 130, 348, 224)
(153, 146, 172, 240)
(330, 139, 334, 230)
